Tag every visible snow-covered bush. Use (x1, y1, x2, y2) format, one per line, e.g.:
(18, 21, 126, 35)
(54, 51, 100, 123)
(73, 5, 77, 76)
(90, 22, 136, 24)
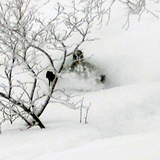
(0, 0, 159, 131)
(0, 0, 109, 130)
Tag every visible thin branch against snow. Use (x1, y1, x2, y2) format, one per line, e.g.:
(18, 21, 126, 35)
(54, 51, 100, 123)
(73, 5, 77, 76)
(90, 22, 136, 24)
(50, 92, 85, 110)
(51, 94, 91, 124)
(0, 91, 45, 128)
(0, 0, 159, 132)
(120, 0, 160, 29)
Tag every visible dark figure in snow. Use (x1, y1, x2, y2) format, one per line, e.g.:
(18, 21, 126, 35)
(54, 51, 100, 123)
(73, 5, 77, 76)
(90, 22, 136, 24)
(64, 49, 106, 84)
(70, 50, 84, 71)
(73, 50, 84, 63)
(46, 71, 56, 86)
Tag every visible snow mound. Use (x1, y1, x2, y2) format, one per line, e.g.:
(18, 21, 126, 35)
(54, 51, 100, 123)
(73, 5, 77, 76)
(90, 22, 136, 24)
(35, 131, 160, 160)
(1, 82, 160, 160)
(81, 82, 160, 137)
(59, 72, 106, 92)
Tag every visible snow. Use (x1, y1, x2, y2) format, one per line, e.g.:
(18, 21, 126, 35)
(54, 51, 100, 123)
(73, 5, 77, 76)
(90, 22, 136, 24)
(1, 1, 160, 160)
(35, 131, 160, 160)
(2, 83, 160, 160)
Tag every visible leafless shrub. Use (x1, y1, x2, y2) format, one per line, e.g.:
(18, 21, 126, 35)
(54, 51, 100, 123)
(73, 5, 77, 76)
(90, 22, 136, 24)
(0, 0, 159, 132)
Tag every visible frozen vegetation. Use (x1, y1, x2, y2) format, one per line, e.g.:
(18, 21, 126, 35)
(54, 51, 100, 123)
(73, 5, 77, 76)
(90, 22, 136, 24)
(1, 0, 160, 159)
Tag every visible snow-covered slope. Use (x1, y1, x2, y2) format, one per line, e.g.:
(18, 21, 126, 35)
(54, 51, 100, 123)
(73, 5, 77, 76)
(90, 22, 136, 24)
(1, 82, 160, 160)
(35, 131, 160, 160)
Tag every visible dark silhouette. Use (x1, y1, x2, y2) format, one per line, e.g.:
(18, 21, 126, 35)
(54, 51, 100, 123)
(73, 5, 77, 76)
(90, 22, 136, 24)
(70, 50, 84, 71)
(70, 50, 106, 84)
(46, 71, 56, 86)
(73, 50, 84, 63)
(100, 74, 106, 83)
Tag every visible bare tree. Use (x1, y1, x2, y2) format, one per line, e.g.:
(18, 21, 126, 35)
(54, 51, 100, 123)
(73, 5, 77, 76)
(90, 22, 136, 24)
(0, 0, 159, 131)
(84, 0, 160, 28)
(0, 0, 102, 130)
(117, 0, 160, 29)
